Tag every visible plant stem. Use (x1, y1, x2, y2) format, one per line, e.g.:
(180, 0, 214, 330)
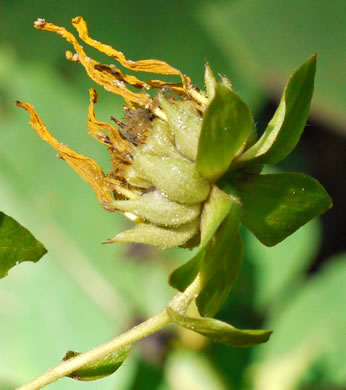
(17, 274, 202, 390)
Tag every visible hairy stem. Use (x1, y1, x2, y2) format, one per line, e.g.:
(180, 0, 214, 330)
(17, 274, 202, 390)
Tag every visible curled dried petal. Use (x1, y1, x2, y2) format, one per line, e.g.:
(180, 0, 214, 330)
(34, 20, 151, 108)
(16, 101, 113, 205)
(72, 16, 188, 80)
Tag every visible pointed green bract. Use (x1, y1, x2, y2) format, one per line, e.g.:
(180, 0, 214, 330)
(231, 172, 332, 246)
(158, 95, 202, 161)
(63, 346, 130, 381)
(0, 212, 47, 278)
(133, 153, 210, 204)
(196, 84, 253, 182)
(138, 119, 181, 158)
(197, 206, 243, 317)
(204, 63, 217, 101)
(167, 308, 272, 347)
(200, 185, 232, 246)
(109, 191, 201, 227)
(232, 55, 317, 169)
(106, 218, 200, 248)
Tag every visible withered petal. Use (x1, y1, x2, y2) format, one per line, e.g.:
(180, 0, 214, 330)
(88, 88, 131, 154)
(34, 20, 151, 108)
(16, 101, 114, 205)
(72, 16, 187, 79)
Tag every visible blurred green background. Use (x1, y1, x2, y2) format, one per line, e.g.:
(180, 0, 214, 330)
(0, 1, 345, 389)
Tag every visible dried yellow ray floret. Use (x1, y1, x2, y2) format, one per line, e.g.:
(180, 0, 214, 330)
(72, 17, 182, 77)
(16, 101, 114, 205)
(34, 17, 189, 108)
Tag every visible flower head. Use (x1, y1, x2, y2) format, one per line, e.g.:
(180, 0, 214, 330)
(18, 17, 213, 248)
(18, 17, 331, 253)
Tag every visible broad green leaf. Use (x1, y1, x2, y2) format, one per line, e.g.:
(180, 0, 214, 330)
(200, 185, 232, 246)
(167, 308, 272, 347)
(196, 85, 253, 182)
(232, 55, 316, 169)
(63, 346, 130, 381)
(0, 212, 47, 278)
(169, 248, 205, 292)
(197, 204, 243, 317)
(231, 173, 332, 246)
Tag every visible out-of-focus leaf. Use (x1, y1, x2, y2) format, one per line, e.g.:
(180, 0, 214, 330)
(165, 349, 228, 390)
(63, 346, 130, 381)
(196, 85, 252, 182)
(230, 173, 332, 246)
(197, 204, 243, 317)
(0, 212, 47, 278)
(232, 55, 316, 169)
(200, 185, 232, 246)
(250, 256, 346, 389)
(167, 308, 272, 347)
(0, 381, 17, 390)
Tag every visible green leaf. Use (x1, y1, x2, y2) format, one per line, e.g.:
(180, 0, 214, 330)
(63, 346, 130, 381)
(169, 184, 233, 293)
(231, 172, 332, 246)
(196, 85, 253, 182)
(197, 203, 243, 317)
(169, 248, 205, 292)
(167, 308, 272, 347)
(232, 55, 316, 169)
(0, 212, 47, 278)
